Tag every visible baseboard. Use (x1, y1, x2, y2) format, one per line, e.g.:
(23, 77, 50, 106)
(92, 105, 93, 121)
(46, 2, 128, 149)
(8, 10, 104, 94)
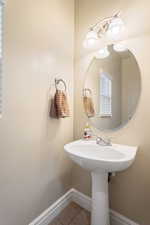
(29, 189, 73, 225)
(110, 209, 139, 225)
(71, 189, 91, 212)
(72, 189, 139, 225)
(29, 188, 139, 225)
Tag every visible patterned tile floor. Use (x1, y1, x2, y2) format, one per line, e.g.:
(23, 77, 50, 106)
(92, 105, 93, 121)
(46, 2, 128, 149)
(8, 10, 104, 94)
(49, 202, 91, 225)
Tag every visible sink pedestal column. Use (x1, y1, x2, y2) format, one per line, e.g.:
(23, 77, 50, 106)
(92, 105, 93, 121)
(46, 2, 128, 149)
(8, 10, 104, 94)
(91, 172, 109, 225)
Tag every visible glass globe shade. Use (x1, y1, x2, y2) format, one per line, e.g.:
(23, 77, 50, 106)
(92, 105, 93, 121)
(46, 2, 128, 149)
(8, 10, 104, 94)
(107, 17, 125, 40)
(86, 30, 98, 39)
(95, 47, 110, 59)
(83, 30, 98, 48)
(113, 42, 127, 52)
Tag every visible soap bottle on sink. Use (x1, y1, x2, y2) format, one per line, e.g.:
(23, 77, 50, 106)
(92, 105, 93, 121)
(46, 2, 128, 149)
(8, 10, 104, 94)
(83, 123, 92, 140)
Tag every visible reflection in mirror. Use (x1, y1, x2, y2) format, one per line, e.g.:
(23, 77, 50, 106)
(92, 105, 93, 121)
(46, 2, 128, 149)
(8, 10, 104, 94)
(83, 45, 141, 131)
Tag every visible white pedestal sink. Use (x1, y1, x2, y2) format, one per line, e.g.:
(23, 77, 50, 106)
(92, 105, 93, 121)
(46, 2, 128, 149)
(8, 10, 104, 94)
(64, 140, 137, 225)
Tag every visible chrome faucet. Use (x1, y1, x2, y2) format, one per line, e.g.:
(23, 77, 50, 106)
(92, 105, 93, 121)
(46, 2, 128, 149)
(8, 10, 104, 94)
(90, 129, 112, 146)
(96, 136, 112, 146)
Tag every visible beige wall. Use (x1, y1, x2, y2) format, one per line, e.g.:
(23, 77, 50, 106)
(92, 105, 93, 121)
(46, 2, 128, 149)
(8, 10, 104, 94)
(0, 0, 74, 225)
(73, 0, 150, 224)
(1, 1, 150, 225)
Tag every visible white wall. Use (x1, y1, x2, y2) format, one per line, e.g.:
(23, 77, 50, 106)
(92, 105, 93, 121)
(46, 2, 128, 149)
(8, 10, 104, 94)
(0, 0, 74, 225)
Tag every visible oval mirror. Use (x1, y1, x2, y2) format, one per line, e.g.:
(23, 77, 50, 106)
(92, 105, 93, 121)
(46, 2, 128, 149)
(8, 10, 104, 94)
(83, 45, 141, 131)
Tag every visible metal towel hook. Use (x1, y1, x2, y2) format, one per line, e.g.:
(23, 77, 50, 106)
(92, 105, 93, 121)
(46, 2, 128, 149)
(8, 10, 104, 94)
(83, 88, 92, 97)
(55, 78, 67, 91)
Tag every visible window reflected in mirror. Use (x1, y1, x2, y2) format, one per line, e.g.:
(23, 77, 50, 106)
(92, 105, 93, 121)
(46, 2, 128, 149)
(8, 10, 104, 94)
(100, 73, 112, 117)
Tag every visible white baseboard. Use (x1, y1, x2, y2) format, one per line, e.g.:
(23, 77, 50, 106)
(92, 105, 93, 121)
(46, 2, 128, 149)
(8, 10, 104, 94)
(29, 188, 139, 225)
(71, 189, 91, 212)
(29, 189, 73, 225)
(110, 209, 139, 225)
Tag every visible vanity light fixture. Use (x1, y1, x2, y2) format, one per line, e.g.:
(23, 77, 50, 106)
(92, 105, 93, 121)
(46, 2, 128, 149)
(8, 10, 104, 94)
(106, 17, 125, 40)
(83, 30, 98, 48)
(95, 46, 110, 59)
(113, 42, 128, 52)
(83, 11, 125, 48)
(95, 42, 127, 59)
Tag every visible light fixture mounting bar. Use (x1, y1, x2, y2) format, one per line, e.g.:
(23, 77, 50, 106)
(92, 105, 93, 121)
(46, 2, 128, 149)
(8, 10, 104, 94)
(91, 11, 121, 29)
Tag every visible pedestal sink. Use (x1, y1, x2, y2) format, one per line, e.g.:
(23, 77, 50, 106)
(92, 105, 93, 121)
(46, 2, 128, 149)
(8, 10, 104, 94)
(64, 139, 138, 225)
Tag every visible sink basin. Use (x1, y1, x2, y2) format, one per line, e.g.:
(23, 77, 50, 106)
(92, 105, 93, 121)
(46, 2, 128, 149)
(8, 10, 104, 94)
(64, 139, 137, 173)
(64, 139, 138, 225)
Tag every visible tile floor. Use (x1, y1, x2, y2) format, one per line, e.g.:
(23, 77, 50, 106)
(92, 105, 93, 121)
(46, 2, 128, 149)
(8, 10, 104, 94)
(49, 202, 91, 225)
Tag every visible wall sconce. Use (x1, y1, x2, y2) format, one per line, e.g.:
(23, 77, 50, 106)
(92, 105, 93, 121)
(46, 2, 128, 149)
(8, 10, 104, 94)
(83, 12, 125, 49)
